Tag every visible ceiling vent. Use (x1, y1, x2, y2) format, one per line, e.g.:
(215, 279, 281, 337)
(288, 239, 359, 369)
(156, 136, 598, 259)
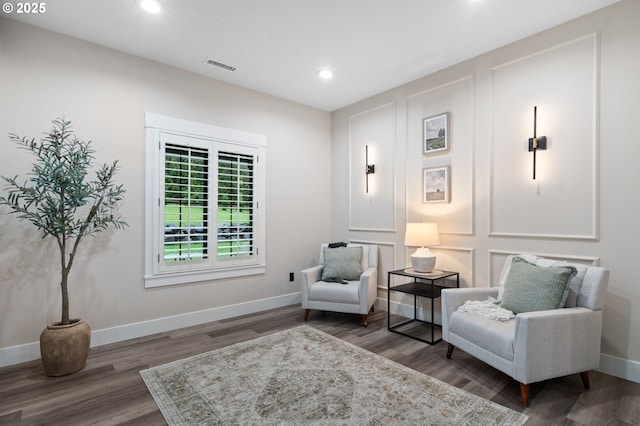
(204, 58, 237, 72)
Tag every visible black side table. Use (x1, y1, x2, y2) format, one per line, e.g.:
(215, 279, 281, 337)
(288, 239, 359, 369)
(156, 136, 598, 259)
(387, 268, 459, 344)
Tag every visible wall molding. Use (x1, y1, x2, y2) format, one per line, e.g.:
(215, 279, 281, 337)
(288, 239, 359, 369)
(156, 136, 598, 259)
(405, 75, 475, 101)
(405, 75, 476, 236)
(0, 292, 301, 368)
(488, 32, 600, 241)
(431, 246, 475, 287)
(350, 238, 396, 292)
(488, 249, 600, 285)
(348, 102, 397, 232)
(489, 33, 600, 73)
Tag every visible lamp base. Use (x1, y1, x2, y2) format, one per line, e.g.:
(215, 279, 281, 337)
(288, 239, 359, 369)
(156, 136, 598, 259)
(410, 247, 436, 273)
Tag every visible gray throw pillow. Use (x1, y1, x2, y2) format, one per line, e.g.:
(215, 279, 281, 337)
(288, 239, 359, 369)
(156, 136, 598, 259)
(500, 257, 577, 314)
(322, 246, 363, 281)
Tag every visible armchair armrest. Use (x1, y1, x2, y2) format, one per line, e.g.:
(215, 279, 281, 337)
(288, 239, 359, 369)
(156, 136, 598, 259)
(301, 264, 323, 288)
(513, 307, 603, 384)
(300, 265, 323, 308)
(359, 267, 378, 314)
(441, 287, 499, 342)
(359, 267, 377, 288)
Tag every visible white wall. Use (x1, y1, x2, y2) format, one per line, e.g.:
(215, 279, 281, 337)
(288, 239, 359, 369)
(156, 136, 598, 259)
(0, 18, 331, 364)
(331, 0, 640, 382)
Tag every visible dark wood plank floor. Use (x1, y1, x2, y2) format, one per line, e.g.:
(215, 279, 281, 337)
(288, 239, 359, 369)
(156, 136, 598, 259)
(1, 305, 638, 425)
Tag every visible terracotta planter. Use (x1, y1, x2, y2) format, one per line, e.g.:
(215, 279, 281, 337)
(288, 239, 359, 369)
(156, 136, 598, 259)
(39, 319, 91, 376)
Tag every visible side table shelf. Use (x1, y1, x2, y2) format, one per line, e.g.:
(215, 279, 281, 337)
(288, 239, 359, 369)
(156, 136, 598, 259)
(387, 268, 459, 345)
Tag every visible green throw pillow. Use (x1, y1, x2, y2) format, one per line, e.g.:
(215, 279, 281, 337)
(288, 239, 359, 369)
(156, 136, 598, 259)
(500, 257, 577, 314)
(322, 246, 363, 281)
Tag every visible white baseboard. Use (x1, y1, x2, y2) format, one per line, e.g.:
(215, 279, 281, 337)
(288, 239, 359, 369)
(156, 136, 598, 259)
(4, 294, 639, 385)
(0, 292, 302, 368)
(378, 298, 640, 384)
(598, 353, 640, 384)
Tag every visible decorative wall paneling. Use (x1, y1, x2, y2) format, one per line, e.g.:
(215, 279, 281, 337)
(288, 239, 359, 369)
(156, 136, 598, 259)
(350, 239, 396, 293)
(489, 33, 600, 240)
(332, 1, 640, 381)
(406, 76, 475, 236)
(349, 103, 397, 232)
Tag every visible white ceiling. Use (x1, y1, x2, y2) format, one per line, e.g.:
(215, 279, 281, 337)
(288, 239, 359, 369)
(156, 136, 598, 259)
(7, 0, 620, 111)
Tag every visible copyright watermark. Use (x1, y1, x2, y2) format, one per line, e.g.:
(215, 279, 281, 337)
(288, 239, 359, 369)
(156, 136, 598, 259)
(2, 2, 47, 14)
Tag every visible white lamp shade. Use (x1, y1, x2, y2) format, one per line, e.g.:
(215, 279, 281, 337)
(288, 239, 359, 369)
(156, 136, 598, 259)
(405, 222, 440, 272)
(404, 222, 440, 247)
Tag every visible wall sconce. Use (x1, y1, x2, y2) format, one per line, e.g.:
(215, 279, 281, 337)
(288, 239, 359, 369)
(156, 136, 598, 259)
(365, 145, 375, 193)
(527, 106, 547, 180)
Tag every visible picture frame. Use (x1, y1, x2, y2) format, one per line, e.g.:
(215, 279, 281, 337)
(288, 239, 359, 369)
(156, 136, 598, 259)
(423, 112, 449, 156)
(423, 166, 450, 203)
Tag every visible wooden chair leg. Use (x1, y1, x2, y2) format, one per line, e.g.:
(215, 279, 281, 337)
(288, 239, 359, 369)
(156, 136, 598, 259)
(361, 315, 368, 327)
(446, 343, 455, 359)
(580, 371, 591, 389)
(519, 383, 530, 407)
(303, 309, 310, 321)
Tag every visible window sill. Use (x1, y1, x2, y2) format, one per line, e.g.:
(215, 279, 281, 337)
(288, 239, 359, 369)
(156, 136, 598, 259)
(144, 264, 266, 288)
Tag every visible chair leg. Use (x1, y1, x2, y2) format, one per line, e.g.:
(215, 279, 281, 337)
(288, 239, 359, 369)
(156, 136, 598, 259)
(361, 314, 368, 327)
(519, 383, 530, 407)
(446, 343, 455, 359)
(580, 371, 591, 389)
(303, 309, 310, 322)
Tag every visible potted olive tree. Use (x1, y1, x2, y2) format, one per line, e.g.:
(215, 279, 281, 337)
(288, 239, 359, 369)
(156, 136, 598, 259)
(0, 118, 127, 376)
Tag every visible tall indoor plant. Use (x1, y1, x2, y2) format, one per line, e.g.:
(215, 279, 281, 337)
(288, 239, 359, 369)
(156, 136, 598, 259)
(0, 118, 127, 376)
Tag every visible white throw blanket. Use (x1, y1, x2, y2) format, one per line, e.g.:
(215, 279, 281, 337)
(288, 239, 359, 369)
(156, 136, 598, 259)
(457, 297, 515, 321)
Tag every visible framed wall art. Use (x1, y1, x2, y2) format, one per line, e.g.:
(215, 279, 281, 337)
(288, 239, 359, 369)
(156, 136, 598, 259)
(423, 166, 450, 203)
(423, 112, 449, 156)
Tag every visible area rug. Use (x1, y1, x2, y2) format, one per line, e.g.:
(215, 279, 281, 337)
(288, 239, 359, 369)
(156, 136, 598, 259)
(140, 325, 527, 425)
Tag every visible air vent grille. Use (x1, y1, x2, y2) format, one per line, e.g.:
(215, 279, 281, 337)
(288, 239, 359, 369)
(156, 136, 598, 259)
(204, 59, 237, 72)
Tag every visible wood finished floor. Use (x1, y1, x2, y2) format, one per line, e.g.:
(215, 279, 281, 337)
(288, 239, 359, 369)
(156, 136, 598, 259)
(1, 305, 639, 425)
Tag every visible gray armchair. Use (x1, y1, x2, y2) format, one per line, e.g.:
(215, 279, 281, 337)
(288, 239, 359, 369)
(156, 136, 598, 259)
(441, 255, 609, 406)
(301, 243, 378, 327)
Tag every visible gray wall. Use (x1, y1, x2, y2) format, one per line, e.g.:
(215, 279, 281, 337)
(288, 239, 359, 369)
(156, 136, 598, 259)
(330, 0, 640, 381)
(0, 18, 331, 364)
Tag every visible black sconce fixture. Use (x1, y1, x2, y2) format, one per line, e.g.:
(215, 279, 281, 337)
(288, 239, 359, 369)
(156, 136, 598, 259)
(365, 145, 375, 193)
(528, 106, 547, 180)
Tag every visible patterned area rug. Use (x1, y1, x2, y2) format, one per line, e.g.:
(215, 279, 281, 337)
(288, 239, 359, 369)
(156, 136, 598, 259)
(140, 325, 527, 425)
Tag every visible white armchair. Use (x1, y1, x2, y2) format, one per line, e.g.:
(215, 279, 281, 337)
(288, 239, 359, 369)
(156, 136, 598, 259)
(301, 243, 378, 327)
(441, 255, 609, 407)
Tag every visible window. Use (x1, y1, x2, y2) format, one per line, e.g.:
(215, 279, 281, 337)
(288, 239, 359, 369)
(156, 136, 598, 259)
(145, 114, 266, 287)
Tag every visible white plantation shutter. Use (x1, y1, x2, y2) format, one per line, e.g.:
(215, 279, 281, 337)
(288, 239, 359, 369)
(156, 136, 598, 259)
(145, 114, 266, 287)
(163, 143, 209, 264)
(217, 151, 255, 258)
(158, 135, 212, 273)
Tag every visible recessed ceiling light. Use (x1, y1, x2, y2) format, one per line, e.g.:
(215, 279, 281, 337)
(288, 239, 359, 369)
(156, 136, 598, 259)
(141, 0, 161, 14)
(318, 69, 334, 80)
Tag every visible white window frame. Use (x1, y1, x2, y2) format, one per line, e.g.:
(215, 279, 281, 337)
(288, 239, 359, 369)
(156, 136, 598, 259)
(144, 113, 267, 288)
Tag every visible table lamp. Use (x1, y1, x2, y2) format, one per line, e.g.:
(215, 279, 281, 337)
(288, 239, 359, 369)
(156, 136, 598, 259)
(404, 222, 440, 273)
